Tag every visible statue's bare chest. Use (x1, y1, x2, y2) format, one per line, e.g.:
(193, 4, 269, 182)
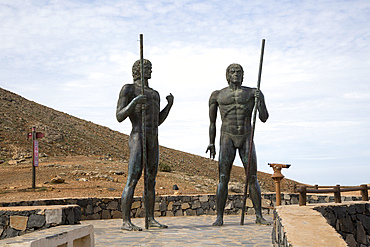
(218, 89, 253, 107)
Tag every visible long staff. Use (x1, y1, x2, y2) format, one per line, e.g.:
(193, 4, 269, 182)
(139, 34, 149, 229)
(240, 39, 265, 225)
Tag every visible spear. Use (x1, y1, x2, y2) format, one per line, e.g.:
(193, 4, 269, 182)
(139, 34, 149, 229)
(240, 39, 265, 225)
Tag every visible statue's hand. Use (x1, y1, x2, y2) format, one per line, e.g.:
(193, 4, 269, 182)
(254, 89, 261, 99)
(134, 95, 146, 105)
(166, 93, 174, 105)
(206, 144, 216, 159)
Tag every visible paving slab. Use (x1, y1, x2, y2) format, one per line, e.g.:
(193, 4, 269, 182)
(82, 215, 273, 246)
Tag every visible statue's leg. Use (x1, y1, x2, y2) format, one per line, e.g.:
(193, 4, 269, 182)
(213, 134, 236, 226)
(146, 136, 167, 228)
(121, 133, 143, 231)
(239, 140, 271, 225)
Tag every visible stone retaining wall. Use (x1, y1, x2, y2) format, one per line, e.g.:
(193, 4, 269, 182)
(272, 202, 370, 247)
(0, 193, 362, 221)
(315, 202, 370, 246)
(0, 205, 80, 240)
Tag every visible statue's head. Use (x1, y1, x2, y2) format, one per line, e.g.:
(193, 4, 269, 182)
(132, 59, 152, 81)
(226, 63, 244, 84)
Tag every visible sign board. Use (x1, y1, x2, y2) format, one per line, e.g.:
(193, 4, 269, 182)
(36, 132, 45, 139)
(33, 140, 39, 167)
(28, 132, 44, 140)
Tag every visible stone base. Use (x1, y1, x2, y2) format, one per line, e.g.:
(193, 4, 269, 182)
(0, 205, 80, 240)
(0, 224, 93, 247)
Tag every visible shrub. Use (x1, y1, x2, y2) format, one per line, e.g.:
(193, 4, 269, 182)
(159, 162, 171, 172)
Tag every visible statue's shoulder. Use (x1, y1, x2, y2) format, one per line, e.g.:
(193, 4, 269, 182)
(149, 87, 160, 95)
(119, 83, 136, 96)
(241, 85, 254, 91)
(211, 87, 228, 97)
(241, 86, 256, 95)
(209, 87, 226, 105)
(209, 89, 220, 99)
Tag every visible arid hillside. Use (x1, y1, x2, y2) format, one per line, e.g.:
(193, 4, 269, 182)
(0, 87, 302, 202)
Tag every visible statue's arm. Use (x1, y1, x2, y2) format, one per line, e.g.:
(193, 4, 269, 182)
(116, 85, 144, 122)
(255, 89, 269, 122)
(206, 91, 218, 159)
(158, 93, 174, 126)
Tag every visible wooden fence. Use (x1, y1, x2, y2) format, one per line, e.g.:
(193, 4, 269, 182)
(295, 184, 369, 206)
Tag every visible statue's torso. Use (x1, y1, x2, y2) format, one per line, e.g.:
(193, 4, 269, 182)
(217, 86, 255, 135)
(129, 84, 160, 134)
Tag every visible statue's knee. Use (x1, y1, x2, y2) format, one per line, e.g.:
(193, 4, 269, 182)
(220, 174, 229, 184)
(128, 178, 139, 187)
(249, 175, 257, 184)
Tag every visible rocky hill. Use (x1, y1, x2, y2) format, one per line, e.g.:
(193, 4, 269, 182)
(0, 87, 302, 198)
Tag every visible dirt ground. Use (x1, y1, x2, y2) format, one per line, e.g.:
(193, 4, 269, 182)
(1, 155, 364, 204)
(0, 156, 218, 203)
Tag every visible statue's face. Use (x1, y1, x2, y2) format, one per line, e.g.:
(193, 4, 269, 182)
(229, 65, 243, 84)
(143, 63, 152, 79)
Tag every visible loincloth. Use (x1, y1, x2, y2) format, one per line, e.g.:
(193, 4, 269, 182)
(221, 132, 250, 149)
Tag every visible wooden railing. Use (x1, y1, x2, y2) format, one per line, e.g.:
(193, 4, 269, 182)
(295, 184, 369, 206)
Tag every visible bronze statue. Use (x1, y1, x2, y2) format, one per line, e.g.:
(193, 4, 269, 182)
(206, 63, 270, 226)
(116, 59, 174, 231)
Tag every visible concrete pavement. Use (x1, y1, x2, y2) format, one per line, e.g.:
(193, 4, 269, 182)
(82, 215, 273, 246)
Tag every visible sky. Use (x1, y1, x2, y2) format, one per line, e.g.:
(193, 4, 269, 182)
(1, 0, 370, 186)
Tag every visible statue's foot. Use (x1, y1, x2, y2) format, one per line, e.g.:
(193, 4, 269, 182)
(121, 222, 142, 231)
(148, 219, 168, 228)
(212, 217, 224, 226)
(255, 216, 271, 226)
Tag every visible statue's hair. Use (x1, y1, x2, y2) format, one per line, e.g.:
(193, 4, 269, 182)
(132, 59, 152, 81)
(226, 63, 244, 84)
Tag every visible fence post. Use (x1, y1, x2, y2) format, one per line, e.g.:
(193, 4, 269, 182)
(299, 186, 307, 206)
(361, 184, 369, 201)
(334, 184, 341, 203)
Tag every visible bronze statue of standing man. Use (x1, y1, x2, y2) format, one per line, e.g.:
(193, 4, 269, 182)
(206, 63, 270, 226)
(116, 59, 174, 231)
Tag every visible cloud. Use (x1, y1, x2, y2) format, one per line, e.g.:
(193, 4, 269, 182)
(1, 0, 370, 186)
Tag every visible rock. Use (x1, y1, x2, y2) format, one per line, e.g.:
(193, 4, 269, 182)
(51, 176, 65, 184)
(8, 160, 18, 165)
(199, 195, 209, 202)
(173, 184, 179, 190)
(114, 171, 125, 175)
(27, 214, 45, 228)
(228, 183, 243, 193)
(10, 216, 28, 231)
(132, 201, 141, 209)
(107, 201, 119, 210)
(356, 221, 367, 245)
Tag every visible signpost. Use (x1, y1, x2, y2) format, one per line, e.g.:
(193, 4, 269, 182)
(28, 127, 44, 189)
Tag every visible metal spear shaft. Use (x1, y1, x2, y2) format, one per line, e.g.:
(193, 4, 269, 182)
(139, 34, 149, 229)
(240, 39, 265, 225)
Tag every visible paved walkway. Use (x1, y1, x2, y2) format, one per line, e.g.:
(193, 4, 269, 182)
(82, 215, 273, 247)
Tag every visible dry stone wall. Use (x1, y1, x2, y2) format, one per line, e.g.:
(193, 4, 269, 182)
(0, 205, 80, 240)
(315, 203, 370, 247)
(0, 193, 363, 221)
